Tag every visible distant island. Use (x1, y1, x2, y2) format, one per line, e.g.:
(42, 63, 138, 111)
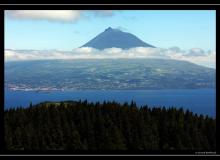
(5, 59, 215, 92)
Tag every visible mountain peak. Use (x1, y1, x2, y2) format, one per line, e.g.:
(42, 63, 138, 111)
(81, 27, 155, 50)
(105, 27, 113, 31)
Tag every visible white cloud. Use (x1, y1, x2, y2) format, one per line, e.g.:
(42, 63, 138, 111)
(186, 48, 205, 56)
(5, 10, 115, 23)
(92, 10, 114, 17)
(74, 47, 95, 53)
(5, 49, 38, 60)
(4, 47, 216, 68)
(172, 51, 216, 68)
(6, 10, 82, 22)
(116, 26, 128, 32)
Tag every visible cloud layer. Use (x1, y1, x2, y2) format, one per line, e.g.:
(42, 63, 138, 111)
(5, 10, 114, 22)
(5, 47, 216, 68)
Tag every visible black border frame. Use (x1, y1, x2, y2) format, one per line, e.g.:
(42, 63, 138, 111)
(0, 4, 219, 156)
(0, 0, 220, 4)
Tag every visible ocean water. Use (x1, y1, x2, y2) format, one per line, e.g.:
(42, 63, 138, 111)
(4, 89, 216, 117)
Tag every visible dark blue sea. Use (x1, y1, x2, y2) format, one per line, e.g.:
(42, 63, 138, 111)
(4, 89, 216, 117)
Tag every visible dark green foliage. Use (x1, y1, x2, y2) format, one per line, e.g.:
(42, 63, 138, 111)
(4, 101, 216, 151)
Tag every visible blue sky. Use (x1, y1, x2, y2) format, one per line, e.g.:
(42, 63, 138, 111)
(5, 10, 216, 51)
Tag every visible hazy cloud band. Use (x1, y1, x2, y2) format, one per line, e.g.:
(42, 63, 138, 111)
(5, 47, 216, 68)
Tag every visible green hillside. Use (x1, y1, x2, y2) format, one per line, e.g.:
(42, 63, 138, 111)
(5, 100, 216, 151)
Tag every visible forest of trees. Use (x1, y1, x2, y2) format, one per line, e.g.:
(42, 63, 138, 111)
(4, 100, 216, 151)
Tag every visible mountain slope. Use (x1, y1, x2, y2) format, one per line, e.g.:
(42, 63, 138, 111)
(5, 59, 215, 91)
(81, 27, 155, 50)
